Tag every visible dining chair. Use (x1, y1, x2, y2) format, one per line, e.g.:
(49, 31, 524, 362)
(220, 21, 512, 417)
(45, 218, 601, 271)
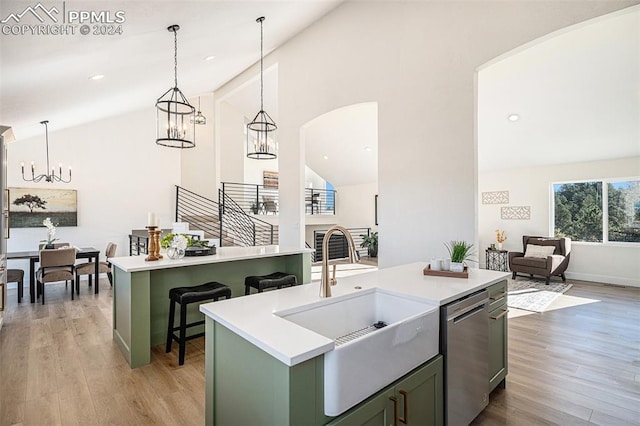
(76, 242, 117, 287)
(7, 269, 25, 303)
(36, 247, 77, 304)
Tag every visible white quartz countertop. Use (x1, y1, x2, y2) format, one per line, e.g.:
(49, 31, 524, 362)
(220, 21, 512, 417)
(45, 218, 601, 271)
(200, 262, 510, 366)
(109, 245, 313, 273)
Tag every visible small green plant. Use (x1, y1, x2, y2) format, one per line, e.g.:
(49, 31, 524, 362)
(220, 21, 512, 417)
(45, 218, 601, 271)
(444, 240, 476, 264)
(360, 231, 378, 257)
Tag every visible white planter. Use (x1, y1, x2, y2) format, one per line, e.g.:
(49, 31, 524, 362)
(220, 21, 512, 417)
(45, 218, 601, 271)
(449, 262, 464, 272)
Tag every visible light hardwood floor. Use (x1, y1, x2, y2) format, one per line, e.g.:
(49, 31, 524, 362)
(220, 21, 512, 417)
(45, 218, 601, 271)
(0, 277, 638, 425)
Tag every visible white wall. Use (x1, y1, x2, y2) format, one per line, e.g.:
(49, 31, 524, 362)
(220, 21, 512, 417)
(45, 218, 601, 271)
(6, 106, 181, 282)
(334, 182, 378, 230)
(218, 101, 246, 186)
(479, 157, 640, 286)
(244, 1, 634, 268)
(181, 94, 216, 200)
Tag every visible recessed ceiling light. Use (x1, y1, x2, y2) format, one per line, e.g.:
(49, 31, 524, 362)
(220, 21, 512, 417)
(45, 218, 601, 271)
(204, 55, 216, 61)
(508, 114, 520, 122)
(89, 74, 104, 81)
(364, 146, 372, 152)
(323, 155, 329, 160)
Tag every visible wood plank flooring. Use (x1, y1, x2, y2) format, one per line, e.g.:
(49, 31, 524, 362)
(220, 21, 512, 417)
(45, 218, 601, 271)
(0, 277, 638, 425)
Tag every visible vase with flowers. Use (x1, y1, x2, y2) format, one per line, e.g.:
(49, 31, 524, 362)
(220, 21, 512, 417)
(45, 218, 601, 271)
(165, 234, 189, 259)
(41, 217, 59, 249)
(495, 229, 507, 250)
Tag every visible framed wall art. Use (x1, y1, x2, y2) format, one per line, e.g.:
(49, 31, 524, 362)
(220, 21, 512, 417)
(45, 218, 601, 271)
(9, 187, 77, 228)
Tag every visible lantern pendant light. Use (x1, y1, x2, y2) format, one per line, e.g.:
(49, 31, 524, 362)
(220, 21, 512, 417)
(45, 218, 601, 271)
(191, 97, 207, 125)
(155, 24, 196, 148)
(246, 16, 277, 159)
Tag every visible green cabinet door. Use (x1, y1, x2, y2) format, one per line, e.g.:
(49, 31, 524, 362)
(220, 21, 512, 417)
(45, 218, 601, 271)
(326, 386, 395, 426)
(327, 355, 443, 426)
(488, 280, 508, 393)
(397, 356, 444, 425)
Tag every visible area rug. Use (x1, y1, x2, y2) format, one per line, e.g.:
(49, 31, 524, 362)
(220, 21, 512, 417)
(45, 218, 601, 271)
(507, 279, 573, 312)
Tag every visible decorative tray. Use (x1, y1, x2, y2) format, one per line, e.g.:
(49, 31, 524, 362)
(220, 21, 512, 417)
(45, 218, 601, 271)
(423, 265, 468, 278)
(185, 246, 217, 256)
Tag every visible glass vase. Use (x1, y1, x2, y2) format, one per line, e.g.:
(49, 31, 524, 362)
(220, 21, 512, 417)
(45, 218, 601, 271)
(166, 246, 185, 259)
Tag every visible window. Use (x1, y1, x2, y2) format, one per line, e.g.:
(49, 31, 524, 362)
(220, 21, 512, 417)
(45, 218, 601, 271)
(553, 179, 640, 243)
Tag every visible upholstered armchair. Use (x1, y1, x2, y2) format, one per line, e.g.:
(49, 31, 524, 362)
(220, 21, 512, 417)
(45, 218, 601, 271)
(508, 236, 571, 285)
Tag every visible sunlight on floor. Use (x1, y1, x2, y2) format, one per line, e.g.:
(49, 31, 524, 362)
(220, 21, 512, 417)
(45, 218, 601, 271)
(508, 293, 601, 318)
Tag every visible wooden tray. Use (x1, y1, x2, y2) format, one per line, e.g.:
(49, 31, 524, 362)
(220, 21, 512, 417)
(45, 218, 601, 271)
(423, 265, 469, 278)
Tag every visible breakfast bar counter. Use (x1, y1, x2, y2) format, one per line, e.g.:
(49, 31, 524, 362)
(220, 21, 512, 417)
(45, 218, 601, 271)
(109, 245, 313, 368)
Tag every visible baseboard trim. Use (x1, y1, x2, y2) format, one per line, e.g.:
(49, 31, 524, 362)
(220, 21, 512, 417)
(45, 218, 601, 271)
(566, 271, 639, 288)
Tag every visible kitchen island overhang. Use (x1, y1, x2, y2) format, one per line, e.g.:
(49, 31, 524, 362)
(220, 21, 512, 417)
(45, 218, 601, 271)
(109, 245, 313, 368)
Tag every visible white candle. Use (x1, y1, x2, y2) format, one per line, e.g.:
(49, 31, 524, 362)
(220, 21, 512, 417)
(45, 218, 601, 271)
(147, 212, 157, 227)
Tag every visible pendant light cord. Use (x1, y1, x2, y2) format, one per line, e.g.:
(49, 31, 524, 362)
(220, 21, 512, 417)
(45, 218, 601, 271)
(173, 28, 178, 88)
(259, 17, 264, 111)
(42, 120, 51, 174)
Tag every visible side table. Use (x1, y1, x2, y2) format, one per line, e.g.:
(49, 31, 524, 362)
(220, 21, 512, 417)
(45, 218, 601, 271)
(486, 249, 509, 272)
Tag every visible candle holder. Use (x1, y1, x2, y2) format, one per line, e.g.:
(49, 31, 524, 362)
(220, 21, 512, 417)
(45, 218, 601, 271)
(153, 229, 163, 259)
(145, 226, 159, 261)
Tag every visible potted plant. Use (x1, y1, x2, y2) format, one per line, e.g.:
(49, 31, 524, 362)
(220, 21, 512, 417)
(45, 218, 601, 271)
(40, 217, 59, 249)
(444, 240, 475, 272)
(360, 231, 378, 258)
(250, 202, 259, 214)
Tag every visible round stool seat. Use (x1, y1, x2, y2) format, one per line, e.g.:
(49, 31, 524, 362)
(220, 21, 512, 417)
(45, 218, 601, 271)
(169, 282, 231, 305)
(245, 272, 298, 295)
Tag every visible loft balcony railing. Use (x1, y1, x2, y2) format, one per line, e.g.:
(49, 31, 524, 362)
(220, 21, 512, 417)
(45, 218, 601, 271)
(221, 182, 336, 215)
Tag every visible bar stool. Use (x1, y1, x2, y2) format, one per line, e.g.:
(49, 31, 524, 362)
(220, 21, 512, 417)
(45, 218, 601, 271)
(7, 269, 25, 303)
(244, 272, 298, 295)
(166, 281, 231, 365)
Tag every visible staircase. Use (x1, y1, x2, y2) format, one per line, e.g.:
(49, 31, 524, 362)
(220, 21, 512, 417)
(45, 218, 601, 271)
(175, 186, 275, 247)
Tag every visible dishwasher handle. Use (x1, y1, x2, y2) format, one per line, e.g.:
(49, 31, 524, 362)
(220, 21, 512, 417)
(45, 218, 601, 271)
(451, 302, 486, 324)
(445, 290, 488, 322)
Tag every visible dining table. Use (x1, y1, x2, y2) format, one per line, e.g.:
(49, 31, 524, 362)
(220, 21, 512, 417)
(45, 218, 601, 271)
(7, 247, 100, 303)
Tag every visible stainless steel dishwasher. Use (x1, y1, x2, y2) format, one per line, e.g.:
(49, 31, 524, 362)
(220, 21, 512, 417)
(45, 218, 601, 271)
(441, 289, 489, 426)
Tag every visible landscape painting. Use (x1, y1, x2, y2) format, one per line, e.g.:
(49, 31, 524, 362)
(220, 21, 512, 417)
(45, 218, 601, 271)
(9, 188, 77, 228)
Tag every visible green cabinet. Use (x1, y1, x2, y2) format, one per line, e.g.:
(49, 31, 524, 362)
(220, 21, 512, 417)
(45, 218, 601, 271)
(206, 316, 443, 426)
(327, 355, 443, 426)
(487, 280, 508, 392)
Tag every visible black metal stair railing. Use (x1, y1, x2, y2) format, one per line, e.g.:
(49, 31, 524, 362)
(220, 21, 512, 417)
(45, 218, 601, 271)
(175, 185, 274, 247)
(313, 227, 371, 262)
(219, 189, 275, 246)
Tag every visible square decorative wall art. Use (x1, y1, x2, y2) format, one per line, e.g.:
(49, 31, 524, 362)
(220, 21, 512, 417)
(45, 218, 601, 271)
(501, 206, 531, 220)
(482, 190, 509, 204)
(9, 188, 77, 228)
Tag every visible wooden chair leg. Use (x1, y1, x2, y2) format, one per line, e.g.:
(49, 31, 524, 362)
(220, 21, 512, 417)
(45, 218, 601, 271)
(107, 272, 113, 286)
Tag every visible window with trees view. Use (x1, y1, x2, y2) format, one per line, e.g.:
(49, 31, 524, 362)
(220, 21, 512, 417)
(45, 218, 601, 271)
(553, 179, 640, 243)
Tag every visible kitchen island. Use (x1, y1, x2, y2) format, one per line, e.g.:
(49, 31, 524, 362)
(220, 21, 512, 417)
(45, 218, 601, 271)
(200, 262, 510, 425)
(109, 245, 313, 368)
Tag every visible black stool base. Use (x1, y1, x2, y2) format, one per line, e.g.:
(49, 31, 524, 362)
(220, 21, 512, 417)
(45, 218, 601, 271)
(166, 281, 231, 365)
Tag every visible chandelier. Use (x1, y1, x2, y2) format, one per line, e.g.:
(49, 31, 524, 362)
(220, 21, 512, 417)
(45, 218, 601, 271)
(246, 16, 277, 159)
(190, 96, 207, 125)
(156, 24, 196, 148)
(21, 120, 71, 183)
